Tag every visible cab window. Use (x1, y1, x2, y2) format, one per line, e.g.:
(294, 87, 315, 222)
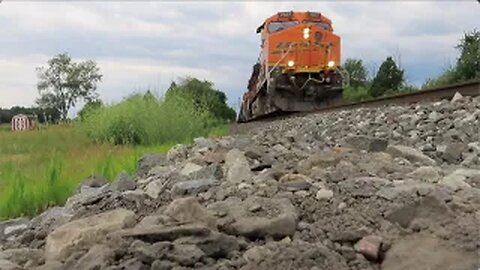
(305, 21, 332, 31)
(267, 21, 299, 33)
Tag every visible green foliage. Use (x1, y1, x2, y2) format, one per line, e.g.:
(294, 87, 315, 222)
(343, 58, 369, 88)
(78, 99, 103, 121)
(370, 56, 404, 97)
(342, 86, 372, 102)
(455, 29, 480, 81)
(398, 84, 418, 94)
(36, 53, 103, 120)
(165, 77, 236, 122)
(81, 89, 223, 146)
(423, 29, 480, 88)
(422, 68, 458, 89)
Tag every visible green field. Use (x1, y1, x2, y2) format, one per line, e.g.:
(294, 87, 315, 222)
(0, 124, 188, 219)
(0, 120, 229, 220)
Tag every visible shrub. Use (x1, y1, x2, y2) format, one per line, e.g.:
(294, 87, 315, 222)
(81, 90, 223, 145)
(342, 86, 372, 102)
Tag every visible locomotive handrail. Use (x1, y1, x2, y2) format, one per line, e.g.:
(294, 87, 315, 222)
(256, 42, 297, 93)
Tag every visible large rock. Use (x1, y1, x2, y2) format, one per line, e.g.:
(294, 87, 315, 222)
(167, 144, 188, 163)
(449, 168, 480, 178)
(387, 145, 436, 166)
(343, 135, 388, 152)
(167, 244, 205, 266)
(171, 178, 217, 197)
(75, 175, 108, 190)
(188, 164, 223, 180)
(451, 91, 463, 103)
(136, 153, 167, 177)
(164, 197, 216, 229)
(71, 244, 114, 270)
(442, 143, 467, 164)
(241, 240, 349, 270)
(30, 261, 63, 270)
(0, 218, 29, 240)
(173, 231, 239, 258)
(129, 240, 170, 265)
(224, 149, 253, 183)
(64, 186, 111, 214)
(28, 206, 72, 234)
(385, 195, 452, 228)
(0, 260, 22, 270)
(179, 162, 203, 176)
(439, 174, 471, 191)
(0, 248, 43, 267)
(406, 166, 441, 183)
(109, 171, 136, 192)
(297, 150, 345, 173)
(376, 182, 435, 201)
(45, 208, 136, 262)
(382, 235, 477, 270)
(115, 224, 211, 242)
(357, 152, 397, 177)
(207, 196, 297, 239)
(145, 179, 168, 199)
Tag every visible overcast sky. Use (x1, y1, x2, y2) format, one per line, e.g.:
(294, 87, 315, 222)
(0, 1, 478, 113)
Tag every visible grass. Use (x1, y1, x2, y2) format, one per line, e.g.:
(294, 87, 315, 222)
(0, 124, 185, 219)
(342, 86, 372, 102)
(0, 122, 229, 219)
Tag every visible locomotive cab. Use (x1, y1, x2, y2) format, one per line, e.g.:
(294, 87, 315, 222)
(238, 11, 344, 122)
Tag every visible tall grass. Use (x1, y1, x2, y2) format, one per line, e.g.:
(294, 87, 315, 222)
(81, 92, 224, 146)
(0, 125, 178, 219)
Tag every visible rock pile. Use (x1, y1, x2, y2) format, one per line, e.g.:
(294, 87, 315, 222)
(1, 94, 479, 270)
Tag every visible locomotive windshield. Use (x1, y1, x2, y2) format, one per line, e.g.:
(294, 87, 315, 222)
(305, 21, 332, 31)
(267, 21, 299, 33)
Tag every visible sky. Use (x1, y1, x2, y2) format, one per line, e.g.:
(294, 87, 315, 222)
(0, 1, 478, 114)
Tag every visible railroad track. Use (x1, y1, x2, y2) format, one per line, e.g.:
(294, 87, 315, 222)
(230, 79, 480, 134)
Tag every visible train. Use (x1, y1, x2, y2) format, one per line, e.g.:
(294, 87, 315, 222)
(237, 11, 345, 122)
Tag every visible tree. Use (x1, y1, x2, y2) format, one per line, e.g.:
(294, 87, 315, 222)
(36, 53, 102, 120)
(343, 58, 368, 88)
(423, 29, 480, 88)
(455, 29, 480, 81)
(369, 56, 404, 97)
(77, 99, 103, 121)
(165, 77, 236, 122)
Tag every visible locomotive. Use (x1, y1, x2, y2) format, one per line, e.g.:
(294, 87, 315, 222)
(238, 11, 345, 122)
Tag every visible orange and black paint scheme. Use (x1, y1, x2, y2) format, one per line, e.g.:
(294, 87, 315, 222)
(238, 11, 344, 122)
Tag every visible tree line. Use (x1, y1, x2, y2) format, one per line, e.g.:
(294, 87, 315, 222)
(1, 53, 236, 125)
(0, 107, 61, 124)
(342, 29, 479, 101)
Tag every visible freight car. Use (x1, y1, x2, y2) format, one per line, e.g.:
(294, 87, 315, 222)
(238, 11, 346, 122)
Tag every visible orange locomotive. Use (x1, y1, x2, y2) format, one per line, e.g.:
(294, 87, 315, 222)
(238, 11, 345, 122)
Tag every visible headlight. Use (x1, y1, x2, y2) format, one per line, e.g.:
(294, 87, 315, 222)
(287, 60, 295, 67)
(303, 28, 310, 39)
(327, 61, 335, 68)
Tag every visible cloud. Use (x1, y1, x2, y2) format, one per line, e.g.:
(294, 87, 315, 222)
(0, 1, 478, 111)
